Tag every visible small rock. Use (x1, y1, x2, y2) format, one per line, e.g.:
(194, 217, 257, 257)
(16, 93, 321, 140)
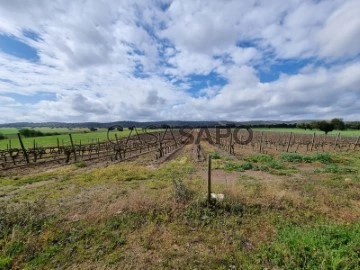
(211, 193, 225, 201)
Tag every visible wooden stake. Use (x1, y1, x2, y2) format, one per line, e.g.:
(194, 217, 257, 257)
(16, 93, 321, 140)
(310, 133, 316, 151)
(17, 133, 29, 164)
(354, 135, 360, 150)
(69, 134, 77, 161)
(259, 131, 264, 153)
(334, 133, 340, 150)
(286, 132, 292, 152)
(208, 155, 212, 203)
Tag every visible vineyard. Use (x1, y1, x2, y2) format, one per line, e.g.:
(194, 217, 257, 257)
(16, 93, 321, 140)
(213, 129, 360, 155)
(1, 127, 360, 269)
(0, 128, 185, 171)
(1, 128, 359, 171)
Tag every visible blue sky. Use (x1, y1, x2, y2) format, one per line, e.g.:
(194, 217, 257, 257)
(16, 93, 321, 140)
(0, 0, 359, 123)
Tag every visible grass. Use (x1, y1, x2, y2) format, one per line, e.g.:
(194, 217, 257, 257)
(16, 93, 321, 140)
(253, 127, 360, 136)
(259, 222, 360, 269)
(0, 128, 155, 150)
(0, 148, 360, 269)
(280, 152, 332, 163)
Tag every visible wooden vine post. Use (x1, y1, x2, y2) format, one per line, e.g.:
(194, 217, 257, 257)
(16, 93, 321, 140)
(259, 131, 264, 153)
(69, 134, 77, 162)
(310, 133, 316, 151)
(354, 135, 360, 150)
(229, 131, 233, 154)
(208, 155, 212, 203)
(286, 132, 292, 152)
(17, 133, 29, 164)
(334, 133, 340, 150)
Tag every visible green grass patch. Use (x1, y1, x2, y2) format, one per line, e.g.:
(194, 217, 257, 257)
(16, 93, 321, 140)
(259, 222, 360, 269)
(281, 152, 332, 164)
(209, 151, 221, 159)
(245, 154, 274, 163)
(224, 162, 254, 172)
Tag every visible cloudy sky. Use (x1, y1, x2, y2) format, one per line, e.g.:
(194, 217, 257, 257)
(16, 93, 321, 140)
(0, 0, 359, 123)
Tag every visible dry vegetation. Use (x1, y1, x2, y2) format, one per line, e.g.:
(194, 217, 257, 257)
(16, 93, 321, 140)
(0, 142, 360, 269)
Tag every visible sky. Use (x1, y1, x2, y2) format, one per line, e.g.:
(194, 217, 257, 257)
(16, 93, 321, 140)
(0, 0, 359, 123)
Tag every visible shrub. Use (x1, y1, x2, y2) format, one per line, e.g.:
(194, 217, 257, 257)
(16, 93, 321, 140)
(310, 153, 332, 164)
(0, 133, 6, 140)
(173, 179, 193, 203)
(246, 154, 274, 163)
(224, 162, 254, 172)
(19, 128, 44, 137)
(280, 153, 303, 163)
(324, 164, 340, 173)
(210, 151, 221, 159)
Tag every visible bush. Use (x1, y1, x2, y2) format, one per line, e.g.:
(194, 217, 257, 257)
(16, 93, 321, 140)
(173, 179, 193, 203)
(0, 133, 6, 140)
(310, 153, 332, 164)
(19, 128, 44, 137)
(18, 128, 61, 138)
(210, 151, 221, 159)
(224, 162, 254, 172)
(246, 154, 274, 163)
(280, 153, 303, 163)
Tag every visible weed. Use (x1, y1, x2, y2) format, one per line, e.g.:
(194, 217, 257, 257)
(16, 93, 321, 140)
(0, 256, 12, 269)
(246, 154, 274, 163)
(280, 153, 304, 163)
(210, 151, 221, 159)
(74, 161, 87, 168)
(310, 153, 332, 164)
(224, 162, 253, 172)
(173, 179, 193, 203)
(259, 222, 360, 269)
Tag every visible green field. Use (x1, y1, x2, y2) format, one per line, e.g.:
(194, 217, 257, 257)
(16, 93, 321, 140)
(0, 128, 148, 149)
(1, 127, 360, 150)
(253, 128, 360, 136)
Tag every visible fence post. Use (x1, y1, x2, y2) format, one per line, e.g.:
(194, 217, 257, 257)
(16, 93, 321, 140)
(354, 135, 360, 150)
(334, 133, 340, 150)
(69, 134, 77, 162)
(310, 133, 316, 151)
(17, 133, 29, 164)
(259, 131, 264, 153)
(208, 155, 212, 203)
(97, 138, 100, 157)
(286, 132, 292, 152)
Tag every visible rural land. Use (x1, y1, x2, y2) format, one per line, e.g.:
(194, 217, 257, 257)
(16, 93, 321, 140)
(1, 0, 359, 269)
(0, 119, 360, 269)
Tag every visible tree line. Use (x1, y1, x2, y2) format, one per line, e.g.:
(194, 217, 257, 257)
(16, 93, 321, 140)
(296, 118, 347, 134)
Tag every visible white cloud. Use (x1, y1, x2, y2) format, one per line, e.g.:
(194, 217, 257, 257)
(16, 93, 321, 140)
(0, 0, 359, 123)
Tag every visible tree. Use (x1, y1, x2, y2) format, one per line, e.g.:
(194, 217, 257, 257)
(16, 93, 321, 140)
(19, 128, 44, 137)
(317, 121, 334, 135)
(330, 118, 345, 130)
(296, 123, 307, 130)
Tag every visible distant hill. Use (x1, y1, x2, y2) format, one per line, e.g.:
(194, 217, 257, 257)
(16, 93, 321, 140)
(0, 120, 304, 129)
